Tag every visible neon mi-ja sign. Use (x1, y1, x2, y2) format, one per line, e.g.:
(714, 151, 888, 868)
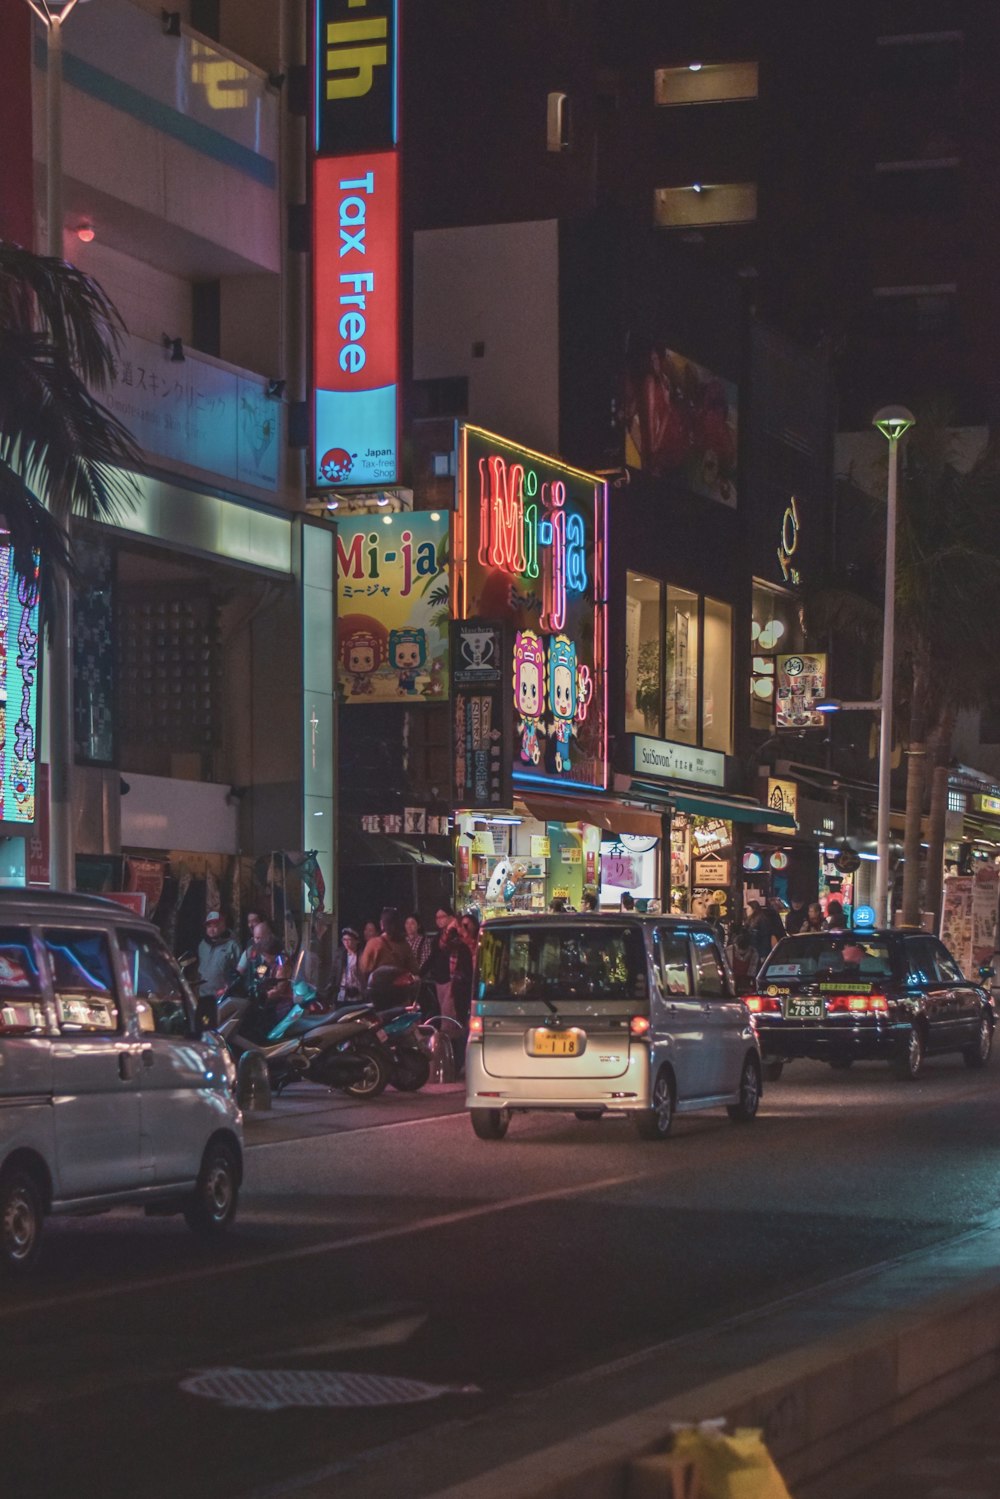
(477, 454, 588, 631)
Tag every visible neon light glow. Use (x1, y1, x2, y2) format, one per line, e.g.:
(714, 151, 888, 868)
(0, 548, 40, 824)
(459, 426, 608, 793)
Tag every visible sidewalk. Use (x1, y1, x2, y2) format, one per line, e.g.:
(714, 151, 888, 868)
(798, 1375, 1000, 1499)
(241, 1079, 466, 1145)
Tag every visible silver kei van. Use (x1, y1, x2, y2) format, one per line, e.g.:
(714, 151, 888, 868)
(0, 891, 243, 1273)
(465, 913, 762, 1141)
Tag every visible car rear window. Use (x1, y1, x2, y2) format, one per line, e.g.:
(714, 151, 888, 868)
(477, 923, 648, 1002)
(761, 934, 894, 982)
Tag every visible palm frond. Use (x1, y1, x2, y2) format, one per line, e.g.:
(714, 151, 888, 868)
(0, 241, 126, 390)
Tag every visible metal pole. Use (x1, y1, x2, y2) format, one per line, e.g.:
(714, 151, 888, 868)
(45, 14, 76, 890)
(874, 435, 899, 927)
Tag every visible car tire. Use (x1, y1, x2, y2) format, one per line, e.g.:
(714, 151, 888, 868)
(828, 1058, 854, 1070)
(893, 1024, 926, 1081)
(343, 1044, 390, 1099)
(184, 1140, 239, 1238)
(963, 1013, 993, 1070)
(470, 1107, 510, 1141)
(763, 1059, 784, 1083)
(634, 1069, 675, 1140)
(0, 1169, 44, 1275)
(727, 1055, 762, 1123)
(574, 1110, 603, 1121)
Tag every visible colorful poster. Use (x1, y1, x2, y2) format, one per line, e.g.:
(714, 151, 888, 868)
(624, 345, 737, 506)
(451, 619, 511, 810)
(458, 426, 608, 792)
(336, 511, 450, 703)
(775, 652, 828, 729)
(0, 548, 40, 824)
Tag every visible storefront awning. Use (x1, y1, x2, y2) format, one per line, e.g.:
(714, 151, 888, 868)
(628, 781, 798, 832)
(340, 828, 453, 867)
(518, 794, 662, 837)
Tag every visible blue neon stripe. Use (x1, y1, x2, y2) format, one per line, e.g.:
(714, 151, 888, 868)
(36, 41, 276, 186)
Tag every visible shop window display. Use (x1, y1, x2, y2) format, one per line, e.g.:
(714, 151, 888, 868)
(665, 586, 699, 746)
(625, 574, 663, 734)
(671, 814, 733, 922)
(751, 582, 801, 731)
(702, 596, 733, 754)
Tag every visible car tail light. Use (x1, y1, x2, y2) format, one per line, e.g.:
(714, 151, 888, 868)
(826, 993, 889, 1014)
(745, 995, 782, 1013)
(468, 1014, 484, 1037)
(630, 1015, 650, 1036)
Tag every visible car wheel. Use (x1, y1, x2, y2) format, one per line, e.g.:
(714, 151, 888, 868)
(184, 1140, 240, 1238)
(727, 1055, 762, 1123)
(574, 1110, 603, 1121)
(963, 1013, 993, 1070)
(470, 1107, 510, 1141)
(893, 1024, 926, 1081)
(0, 1170, 43, 1275)
(634, 1069, 674, 1140)
(763, 1059, 784, 1083)
(828, 1058, 854, 1070)
(343, 1044, 390, 1098)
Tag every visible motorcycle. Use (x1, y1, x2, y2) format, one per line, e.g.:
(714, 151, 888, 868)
(215, 985, 391, 1098)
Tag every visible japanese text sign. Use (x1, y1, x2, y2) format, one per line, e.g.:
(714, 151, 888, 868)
(775, 652, 827, 729)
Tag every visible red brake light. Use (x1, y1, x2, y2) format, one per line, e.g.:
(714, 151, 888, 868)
(745, 995, 782, 1014)
(630, 1014, 650, 1036)
(468, 1014, 484, 1037)
(826, 993, 889, 1014)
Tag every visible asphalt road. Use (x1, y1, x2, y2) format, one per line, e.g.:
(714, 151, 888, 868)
(5, 1056, 1000, 1499)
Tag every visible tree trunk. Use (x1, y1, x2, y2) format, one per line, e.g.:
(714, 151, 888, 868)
(924, 705, 957, 928)
(900, 663, 929, 928)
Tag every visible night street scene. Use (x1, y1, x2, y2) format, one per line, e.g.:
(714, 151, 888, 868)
(5, 3, 1000, 1498)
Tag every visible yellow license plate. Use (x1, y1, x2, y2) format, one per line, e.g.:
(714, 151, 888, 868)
(530, 1027, 582, 1056)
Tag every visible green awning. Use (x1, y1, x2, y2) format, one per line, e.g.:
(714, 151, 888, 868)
(629, 781, 797, 831)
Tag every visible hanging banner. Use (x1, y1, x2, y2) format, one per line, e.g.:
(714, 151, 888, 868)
(451, 619, 512, 811)
(775, 652, 827, 729)
(336, 511, 450, 703)
(458, 426, 608, 792)
(314, 0, 397, 157)
(0, 549, 40, 824)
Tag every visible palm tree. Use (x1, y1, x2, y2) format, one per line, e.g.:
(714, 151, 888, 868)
(808, 410, 1000, 926)
(0, 241, 141, 618)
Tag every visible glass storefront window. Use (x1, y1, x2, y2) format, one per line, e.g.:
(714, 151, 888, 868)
(666, 586, 699, 745)
(702, 596, 732, 754)
(751, 581, 801, 731)
(625, 574, 664, 735)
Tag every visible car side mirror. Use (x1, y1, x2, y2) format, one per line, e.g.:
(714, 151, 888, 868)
(195, 994, 218, 1034)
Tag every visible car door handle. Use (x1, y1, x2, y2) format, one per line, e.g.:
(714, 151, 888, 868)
(118, 1050, 134, 1081)
(142, 1048, 155, 1069)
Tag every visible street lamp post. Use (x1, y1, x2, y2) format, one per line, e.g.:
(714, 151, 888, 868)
(27, 0, 82, 891)
(872, 405, 916, 927)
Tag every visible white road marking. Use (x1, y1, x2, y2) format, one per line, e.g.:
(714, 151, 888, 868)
(0, 1163, 651, 1322)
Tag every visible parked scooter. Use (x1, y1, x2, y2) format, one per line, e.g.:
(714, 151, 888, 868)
(215, 986, 390, 1098)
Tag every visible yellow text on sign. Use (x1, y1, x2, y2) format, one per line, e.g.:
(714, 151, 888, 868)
(326, 18, 388, 101)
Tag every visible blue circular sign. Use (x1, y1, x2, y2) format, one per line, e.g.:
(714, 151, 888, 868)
(853, 905, 876, 928)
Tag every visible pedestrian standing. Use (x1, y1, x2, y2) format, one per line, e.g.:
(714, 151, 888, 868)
(705, 902, 726, 947)
(358, 907, 416, 984)
(331, 927, 363, 1003)
(726, 925, 760, 988)
(824, 899, 846, 930)
(459, 912, 480, 954)
(784, 898, 808, 935)
(803, 901, 825, 933)
(405, 914, 434, 972)
(747, 902, 778, 964)
(197, 911, 240, 999)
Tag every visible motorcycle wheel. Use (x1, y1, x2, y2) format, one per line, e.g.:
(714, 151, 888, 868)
(342, 1043, 390, 1099)
(391, 1050, 431, 1092)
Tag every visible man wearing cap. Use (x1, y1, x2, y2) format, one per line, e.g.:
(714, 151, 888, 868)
(197, 911, 240, 1000)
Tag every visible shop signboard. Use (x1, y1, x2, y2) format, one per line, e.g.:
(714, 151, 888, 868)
(775, 652, 827, 729)
(629, 734, 725, 789)
(457, 427, 608, 792)
(311, 1, 399, 489)
(337, 511, 450, 703)
(623, 346, 738, 507)
(694, 857, 729, 886)
(940, 867, 1000, 979)
(314, 0, 397, 156)
(766, 777, 798, 826)
(601, 851, 639, 888)
(451, 619, 512, 811)
(0, 548, 40, 824)
(975, 793, 1000, 817)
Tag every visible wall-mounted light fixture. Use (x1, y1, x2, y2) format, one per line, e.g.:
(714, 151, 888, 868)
(162, 334, 185, 363)
(265, 378, 286, 400)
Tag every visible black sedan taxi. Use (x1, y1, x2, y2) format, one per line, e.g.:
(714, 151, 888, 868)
(747, 928, 995, 1081)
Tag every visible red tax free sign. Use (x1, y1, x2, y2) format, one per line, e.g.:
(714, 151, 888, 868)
(313, 151, 398, 395)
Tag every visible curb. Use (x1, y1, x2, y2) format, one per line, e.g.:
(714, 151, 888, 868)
(420, 1259, 1000, 1499)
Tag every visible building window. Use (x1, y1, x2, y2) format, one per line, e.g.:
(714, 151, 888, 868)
(702, 597, 732, 754)
(625, 574, 663, 735)
(666, 586, 699, 746)
(626, 582, 732, 753)
(654, 62, 758, 107)
(546, 91, 571, 152)
(873, 284, 958, 337)
(654, 183, 757, 229)
(947, 789, 966, 814)
(751, 581, 801, 732)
